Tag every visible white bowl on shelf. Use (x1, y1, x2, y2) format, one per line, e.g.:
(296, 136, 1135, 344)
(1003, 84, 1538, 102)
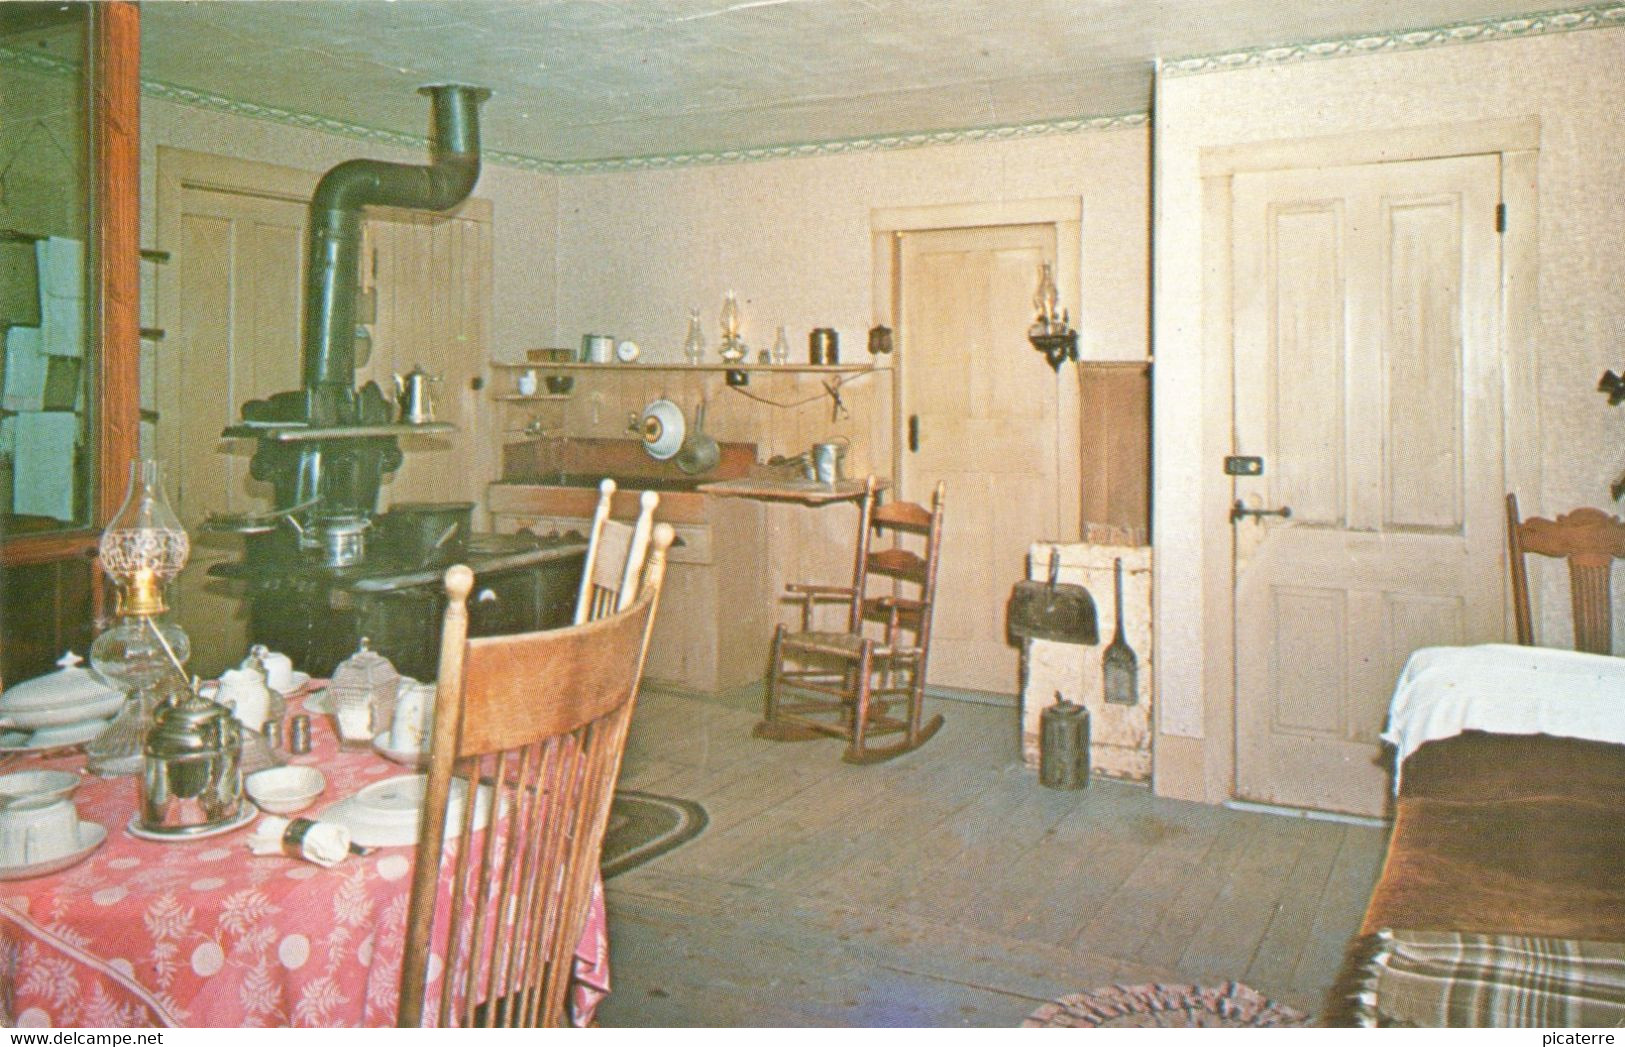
(245, 766, 326, 815)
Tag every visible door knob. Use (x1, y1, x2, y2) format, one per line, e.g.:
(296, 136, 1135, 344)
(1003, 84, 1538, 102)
(1231, 499, 1291, 524)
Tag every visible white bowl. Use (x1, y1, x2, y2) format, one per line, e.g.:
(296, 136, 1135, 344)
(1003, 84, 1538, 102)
(640, 399, 685, 460)
(245, 766, 326, 816)
(0, 770, 80, 811)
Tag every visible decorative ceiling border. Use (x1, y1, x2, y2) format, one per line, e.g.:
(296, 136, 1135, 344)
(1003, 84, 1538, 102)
(1162, 1, 1625, 76)
(15, 1, 1619, 172)
(556, 113, 1149, 174)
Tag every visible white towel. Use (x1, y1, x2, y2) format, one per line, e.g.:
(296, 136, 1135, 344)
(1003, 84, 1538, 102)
(39, 295, 83, 358)
(2, 326, 46, 411)
(12, 411, 78, 521)
(36, 237, 83, 300)
(1383, 643, 1625, 786)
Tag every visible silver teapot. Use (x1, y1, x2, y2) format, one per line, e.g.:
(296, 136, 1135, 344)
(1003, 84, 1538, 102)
(140, 687, 243, 836)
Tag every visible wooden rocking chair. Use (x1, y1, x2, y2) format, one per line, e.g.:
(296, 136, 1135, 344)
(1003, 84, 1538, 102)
(755, 476, 947, 763)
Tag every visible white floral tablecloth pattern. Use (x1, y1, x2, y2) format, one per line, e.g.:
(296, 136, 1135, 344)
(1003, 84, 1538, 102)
(0, 691, 608, 1028)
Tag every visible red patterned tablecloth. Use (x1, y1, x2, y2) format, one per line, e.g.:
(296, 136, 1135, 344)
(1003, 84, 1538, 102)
(0, 691, 609, 1028)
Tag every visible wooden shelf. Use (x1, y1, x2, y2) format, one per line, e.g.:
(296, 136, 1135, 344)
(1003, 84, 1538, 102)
(492, 394, 572, 402)
(490, 361, 880, 375)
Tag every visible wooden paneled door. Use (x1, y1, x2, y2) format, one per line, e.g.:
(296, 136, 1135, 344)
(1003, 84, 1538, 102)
(897, 223, 1059, 695)
(1231, 154, 1505, 816)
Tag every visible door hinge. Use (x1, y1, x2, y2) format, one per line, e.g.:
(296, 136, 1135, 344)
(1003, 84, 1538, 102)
(1495, 202, 1506, 233)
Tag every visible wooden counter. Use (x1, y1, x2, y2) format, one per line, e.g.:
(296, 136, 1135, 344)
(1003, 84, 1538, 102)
(697, 476, 885, 505)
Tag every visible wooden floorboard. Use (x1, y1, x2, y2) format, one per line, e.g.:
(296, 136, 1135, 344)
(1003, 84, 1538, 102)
(600, 686, 1390, 1026)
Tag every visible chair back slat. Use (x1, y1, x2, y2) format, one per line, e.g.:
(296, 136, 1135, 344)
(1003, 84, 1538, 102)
(872, 500, 933, 532)
(867, 547, 927, 582)
(399, 526, 674, 1027)
(1506, 494, 1625, 654)
(575, 483, 660, 624)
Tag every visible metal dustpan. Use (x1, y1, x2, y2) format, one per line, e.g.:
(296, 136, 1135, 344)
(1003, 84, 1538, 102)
(1008, 548, 1098, 645)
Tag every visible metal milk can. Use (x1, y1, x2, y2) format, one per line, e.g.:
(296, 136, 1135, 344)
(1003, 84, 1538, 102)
(1039, 692, 1090, 790)
(141, 688, 244, 835)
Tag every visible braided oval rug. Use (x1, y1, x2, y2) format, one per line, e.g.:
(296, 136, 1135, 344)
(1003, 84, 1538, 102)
(1023, 982, 1311, 1028)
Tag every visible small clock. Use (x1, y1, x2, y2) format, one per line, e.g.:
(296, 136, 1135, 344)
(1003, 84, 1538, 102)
(615, 339, 640, 363)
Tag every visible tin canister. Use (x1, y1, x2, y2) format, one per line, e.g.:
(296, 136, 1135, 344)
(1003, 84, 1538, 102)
(809, 328, 838, 365)
(1038, 694, 1090, 789)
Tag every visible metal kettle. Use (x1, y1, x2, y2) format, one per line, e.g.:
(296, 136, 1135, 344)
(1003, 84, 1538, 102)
(392, 365, 439, 424)
(140, 688, 244, 835)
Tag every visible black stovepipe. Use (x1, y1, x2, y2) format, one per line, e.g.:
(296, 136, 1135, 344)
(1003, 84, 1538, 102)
(301, 83, 490, 424)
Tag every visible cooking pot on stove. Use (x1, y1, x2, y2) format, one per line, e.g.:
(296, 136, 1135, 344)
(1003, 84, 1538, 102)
(378, 501, 474, 568)
(284, 514, 371, 568)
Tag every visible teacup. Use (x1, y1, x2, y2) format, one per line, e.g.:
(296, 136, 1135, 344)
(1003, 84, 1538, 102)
(0, 798, 79, 866)
(258, 651, 296, 694)
(216, 668, 271, 730)
(389, 681, 436, 752)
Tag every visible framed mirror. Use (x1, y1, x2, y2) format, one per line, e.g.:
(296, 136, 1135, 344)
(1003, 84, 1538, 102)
(0, 1, 140, 684)
(0, 2, 92, 532)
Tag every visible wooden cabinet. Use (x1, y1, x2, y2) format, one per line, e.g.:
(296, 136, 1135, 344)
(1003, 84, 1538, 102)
(1077, 362, 1151, 545)
(0, 4, 140, 685)
(488, 482, 771, 694)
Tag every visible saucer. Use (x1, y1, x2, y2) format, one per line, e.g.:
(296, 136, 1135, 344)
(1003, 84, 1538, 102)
(126, 804, 256, 843)
(302, 688, 333, 715)
(271, 671, 311, 697)
(0, 821, 107, 880)
(372, 732, 429, 768)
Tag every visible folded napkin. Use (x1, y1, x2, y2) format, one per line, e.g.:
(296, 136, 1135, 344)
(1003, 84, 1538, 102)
(248, 815, 352, 867)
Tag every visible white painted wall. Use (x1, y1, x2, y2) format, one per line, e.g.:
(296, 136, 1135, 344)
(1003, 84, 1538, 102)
(1153, 26, 1625, 801)
(551, 130, 1149, 367)
(137, 94, 558, 369)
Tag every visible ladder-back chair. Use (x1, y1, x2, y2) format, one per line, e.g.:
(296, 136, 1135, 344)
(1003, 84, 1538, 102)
(755, 476, 947, 763)
(1506, 493, 1625, 654)
(575, 478, 660, 623)
(398, 524, 675, 1027)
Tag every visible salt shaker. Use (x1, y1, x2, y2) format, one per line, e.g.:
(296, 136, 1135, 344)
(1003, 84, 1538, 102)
(289, 714, 312, 755)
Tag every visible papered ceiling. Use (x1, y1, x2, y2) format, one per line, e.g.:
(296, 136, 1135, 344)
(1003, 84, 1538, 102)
(123, 0, 1584, 164)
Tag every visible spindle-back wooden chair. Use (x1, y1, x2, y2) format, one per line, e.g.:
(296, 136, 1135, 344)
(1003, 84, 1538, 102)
(755, 476, 947, 763)
(1506, 493, 1625, 654)
(574, 478, 660, 624)
(398, 524, 674, 1027)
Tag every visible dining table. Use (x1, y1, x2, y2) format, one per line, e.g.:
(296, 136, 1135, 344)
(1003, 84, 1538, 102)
(0, 687, 610, 1028)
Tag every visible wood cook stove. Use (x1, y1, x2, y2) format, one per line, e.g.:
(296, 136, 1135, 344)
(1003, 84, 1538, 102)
(211, 85, 584, 678)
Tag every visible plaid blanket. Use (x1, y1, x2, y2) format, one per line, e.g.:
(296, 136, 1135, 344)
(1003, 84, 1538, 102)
(1351, 929, 1625, 1027)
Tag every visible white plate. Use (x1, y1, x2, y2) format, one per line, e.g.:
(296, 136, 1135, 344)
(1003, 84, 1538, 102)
(302, 688, 333, 715)
(0, 821, 106, 880)
(126, 804, 256, 843)
(640, 399, 685, 460)
(0, 690, 123, 730)
(272, 671, 311, 697)
(372, 732, 429, 768)
(0, 720, 113, 756)
(319, 773, 496, 848)
(26, 716, 115, 749)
